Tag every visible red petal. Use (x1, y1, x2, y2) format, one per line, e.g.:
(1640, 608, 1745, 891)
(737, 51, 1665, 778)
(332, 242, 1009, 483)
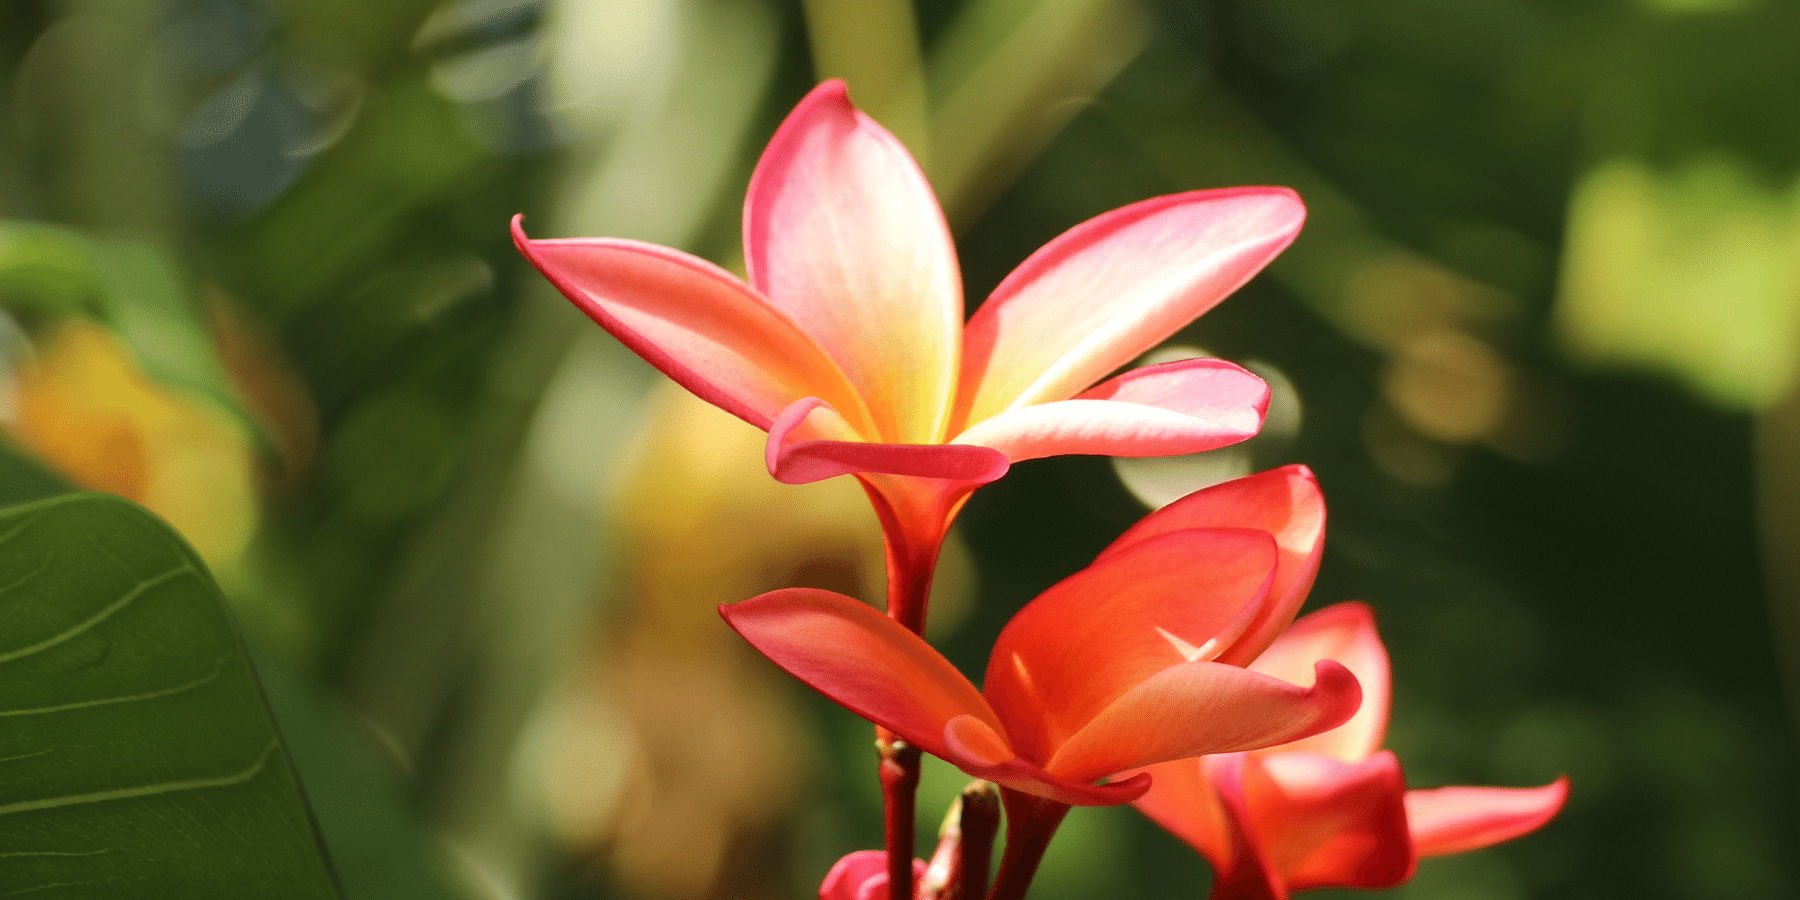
(955, 187, 1304, 426)
(720, 589, 1003, 765)
(1248, 602, 1390, 763)
(1045, 660, 1362, 784)
(1406, 777, 1570, 857)
(1101, 465, 1325, 666)
(766, 397, 1009, 485)
(982, 529, 1279, 765)
(1129, 758, 1237, 871)
(745, 80, 962, 444)
(950, 358, 1269, 462)
(513, 217, 870, 432)
(1243, 750, 1415, 891)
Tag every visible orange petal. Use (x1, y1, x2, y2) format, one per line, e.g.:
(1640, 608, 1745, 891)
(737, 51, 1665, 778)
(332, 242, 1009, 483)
(719, 588, 1002, 764)
(982, 529, 1279, 764)
(745, 80, 962, 444)
(1129, 758, 1237, 871)
(950, 358, 1269, 463)
(1405, 778, 1570, 857)
(956, 187, 1304, 427)
(1044, 660, 1362, 785)
(1248, 602, 1390, 763)
(1101, 465, 1325, 666)
(513, 217, 870, 433)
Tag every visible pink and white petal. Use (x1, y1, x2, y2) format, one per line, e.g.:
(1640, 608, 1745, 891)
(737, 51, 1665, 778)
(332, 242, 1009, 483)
(955, 187, 1305, 426)
(745, 80, 963, 445)
(1242, 751, 1415, 891)
(766, 397, 1010, 485)
(720, 588, 1003, 762)
(817, 851, 927, 900)
(1044, 660, 1361, 785)
(513, 218, 871, 432)
(1128, 758, 1237, 869)
(1405, 778, 1570, 857)
(949, 358, 1269, 463)
(1101, 465, 1326, 667)
(982, 529, 1278, 765)
(1248, 603, 1390, 764)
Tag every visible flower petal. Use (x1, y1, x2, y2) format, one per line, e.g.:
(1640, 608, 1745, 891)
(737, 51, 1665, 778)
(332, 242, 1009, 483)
(1405, 778, 1570, 857)
(817, 851, 927, 900)
(1100, 465, 1325, 666)
(766, 397, 1010, 485)
(943, 719, 1151, 807)
(1248, 603, 1390, 763)
(1243, 751, 1415, 891)
(513, 217, 870, 432)
(745, 80, 963, 444)
(1129, 758, 1237, 870)
(719, 588, 1003, 764)
(1044, 660, 1362, 784)
(955, 187, 1305, 426)
(950, 358, 1269, 463)
(982, 529, 1279, 765)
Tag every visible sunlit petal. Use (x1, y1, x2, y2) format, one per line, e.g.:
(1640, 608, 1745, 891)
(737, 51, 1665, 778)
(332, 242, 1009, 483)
(719, 588, 1001, 763)
(745, 80, 962, 444)
(1101, 465, 1325, 666)
(956, 187, 1305, 426)
(1405, 778, 1570, 857)
(1045, 660, 1361, 784)
(950, 358, 1269, 462)
(1248, 603, 1390, 763)
(514, 217, 869, 432)
(983, 529, 1278, 763)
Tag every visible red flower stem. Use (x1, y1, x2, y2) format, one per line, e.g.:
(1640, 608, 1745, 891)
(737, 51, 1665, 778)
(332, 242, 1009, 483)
(878, 730, 923, 898)
(986, 790, 1071, 900)
(956, 782, 1001, 900)
(879, 534, 936, 900)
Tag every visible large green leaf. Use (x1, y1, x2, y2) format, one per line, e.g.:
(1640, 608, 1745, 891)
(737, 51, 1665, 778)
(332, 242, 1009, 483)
(0, 493, 341, 898)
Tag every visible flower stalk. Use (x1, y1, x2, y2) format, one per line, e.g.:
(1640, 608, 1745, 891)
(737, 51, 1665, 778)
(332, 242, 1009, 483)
(987, 789, 1070, 900)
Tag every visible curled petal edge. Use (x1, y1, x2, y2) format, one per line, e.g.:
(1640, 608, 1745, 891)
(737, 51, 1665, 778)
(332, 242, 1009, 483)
(768, 397, 1011, 485)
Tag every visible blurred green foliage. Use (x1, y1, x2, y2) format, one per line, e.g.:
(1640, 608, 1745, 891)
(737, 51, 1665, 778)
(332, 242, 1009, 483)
(0, 0, 1794, 898)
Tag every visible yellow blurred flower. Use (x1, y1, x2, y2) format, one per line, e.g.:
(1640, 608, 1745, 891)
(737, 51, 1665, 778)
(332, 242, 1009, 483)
(7, 319, 257, 574)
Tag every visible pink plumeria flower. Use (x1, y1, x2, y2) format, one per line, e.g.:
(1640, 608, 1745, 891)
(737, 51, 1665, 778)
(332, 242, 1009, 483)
(818, 850, 926, 900)
(513, 80, 1302, 627)
(721, 468, 1361, 808)
(1130, 602, 1570, 900)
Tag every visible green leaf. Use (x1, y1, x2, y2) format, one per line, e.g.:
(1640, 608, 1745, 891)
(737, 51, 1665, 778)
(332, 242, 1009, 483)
(0, 492, 342, 899)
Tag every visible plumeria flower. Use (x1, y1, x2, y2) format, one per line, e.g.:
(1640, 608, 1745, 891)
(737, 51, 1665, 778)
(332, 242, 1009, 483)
(818, 850, 925, 900)
(1130, 602, 1570, 900)
(721, 467, 1360, 807)
(514, 80, 1302, 628)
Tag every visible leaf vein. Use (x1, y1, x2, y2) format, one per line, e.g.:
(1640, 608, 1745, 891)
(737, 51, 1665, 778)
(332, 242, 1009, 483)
(0, 741, 278, 818)
(0, 565, 193, 665)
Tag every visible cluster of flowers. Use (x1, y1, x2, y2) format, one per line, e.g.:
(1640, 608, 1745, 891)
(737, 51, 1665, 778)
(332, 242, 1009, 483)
(516, 81, 1566, 900)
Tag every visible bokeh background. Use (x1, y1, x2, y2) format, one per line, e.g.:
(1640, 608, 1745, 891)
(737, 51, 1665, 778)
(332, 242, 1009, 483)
(1, 0, 1796, 897)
